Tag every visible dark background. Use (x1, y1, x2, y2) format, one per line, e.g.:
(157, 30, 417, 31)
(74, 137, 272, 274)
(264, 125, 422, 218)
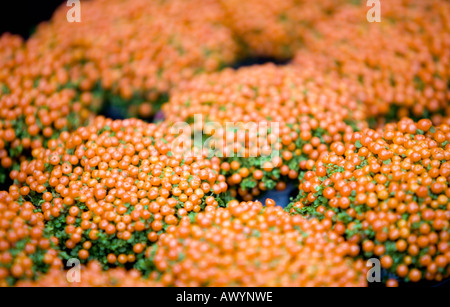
(0, 0, 65, 38)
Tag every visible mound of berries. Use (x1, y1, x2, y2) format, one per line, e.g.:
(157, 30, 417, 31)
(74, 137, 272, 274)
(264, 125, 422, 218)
(163, 64, 366, 199)
(144, 199, 367, 286)
(15, 261, 158, 287)
(0, 33, 100, 179)
(287, 118, 450, 283)
(293, 0, 450, 123)
(219, 0, 346, 59)
(33, 0, 239, 117)
(0, 191, 61, 286)
(10, 117, 228, 271)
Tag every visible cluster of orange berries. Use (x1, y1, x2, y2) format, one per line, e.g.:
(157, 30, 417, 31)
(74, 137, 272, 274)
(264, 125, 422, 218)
(0, 191, 61, 286)
(288, 118, 450, 284)
(14, 201, 367, 287)
(0, 33, 99, 175)
(163, 64, 366, 199)
(293, 0, 450, 122)
(15, 261, 159, 287)
(141, 199, 367, 286)
(219, 0, 347, 59)
(9, 117, 228, 271)
(40, 0, 239, 106)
